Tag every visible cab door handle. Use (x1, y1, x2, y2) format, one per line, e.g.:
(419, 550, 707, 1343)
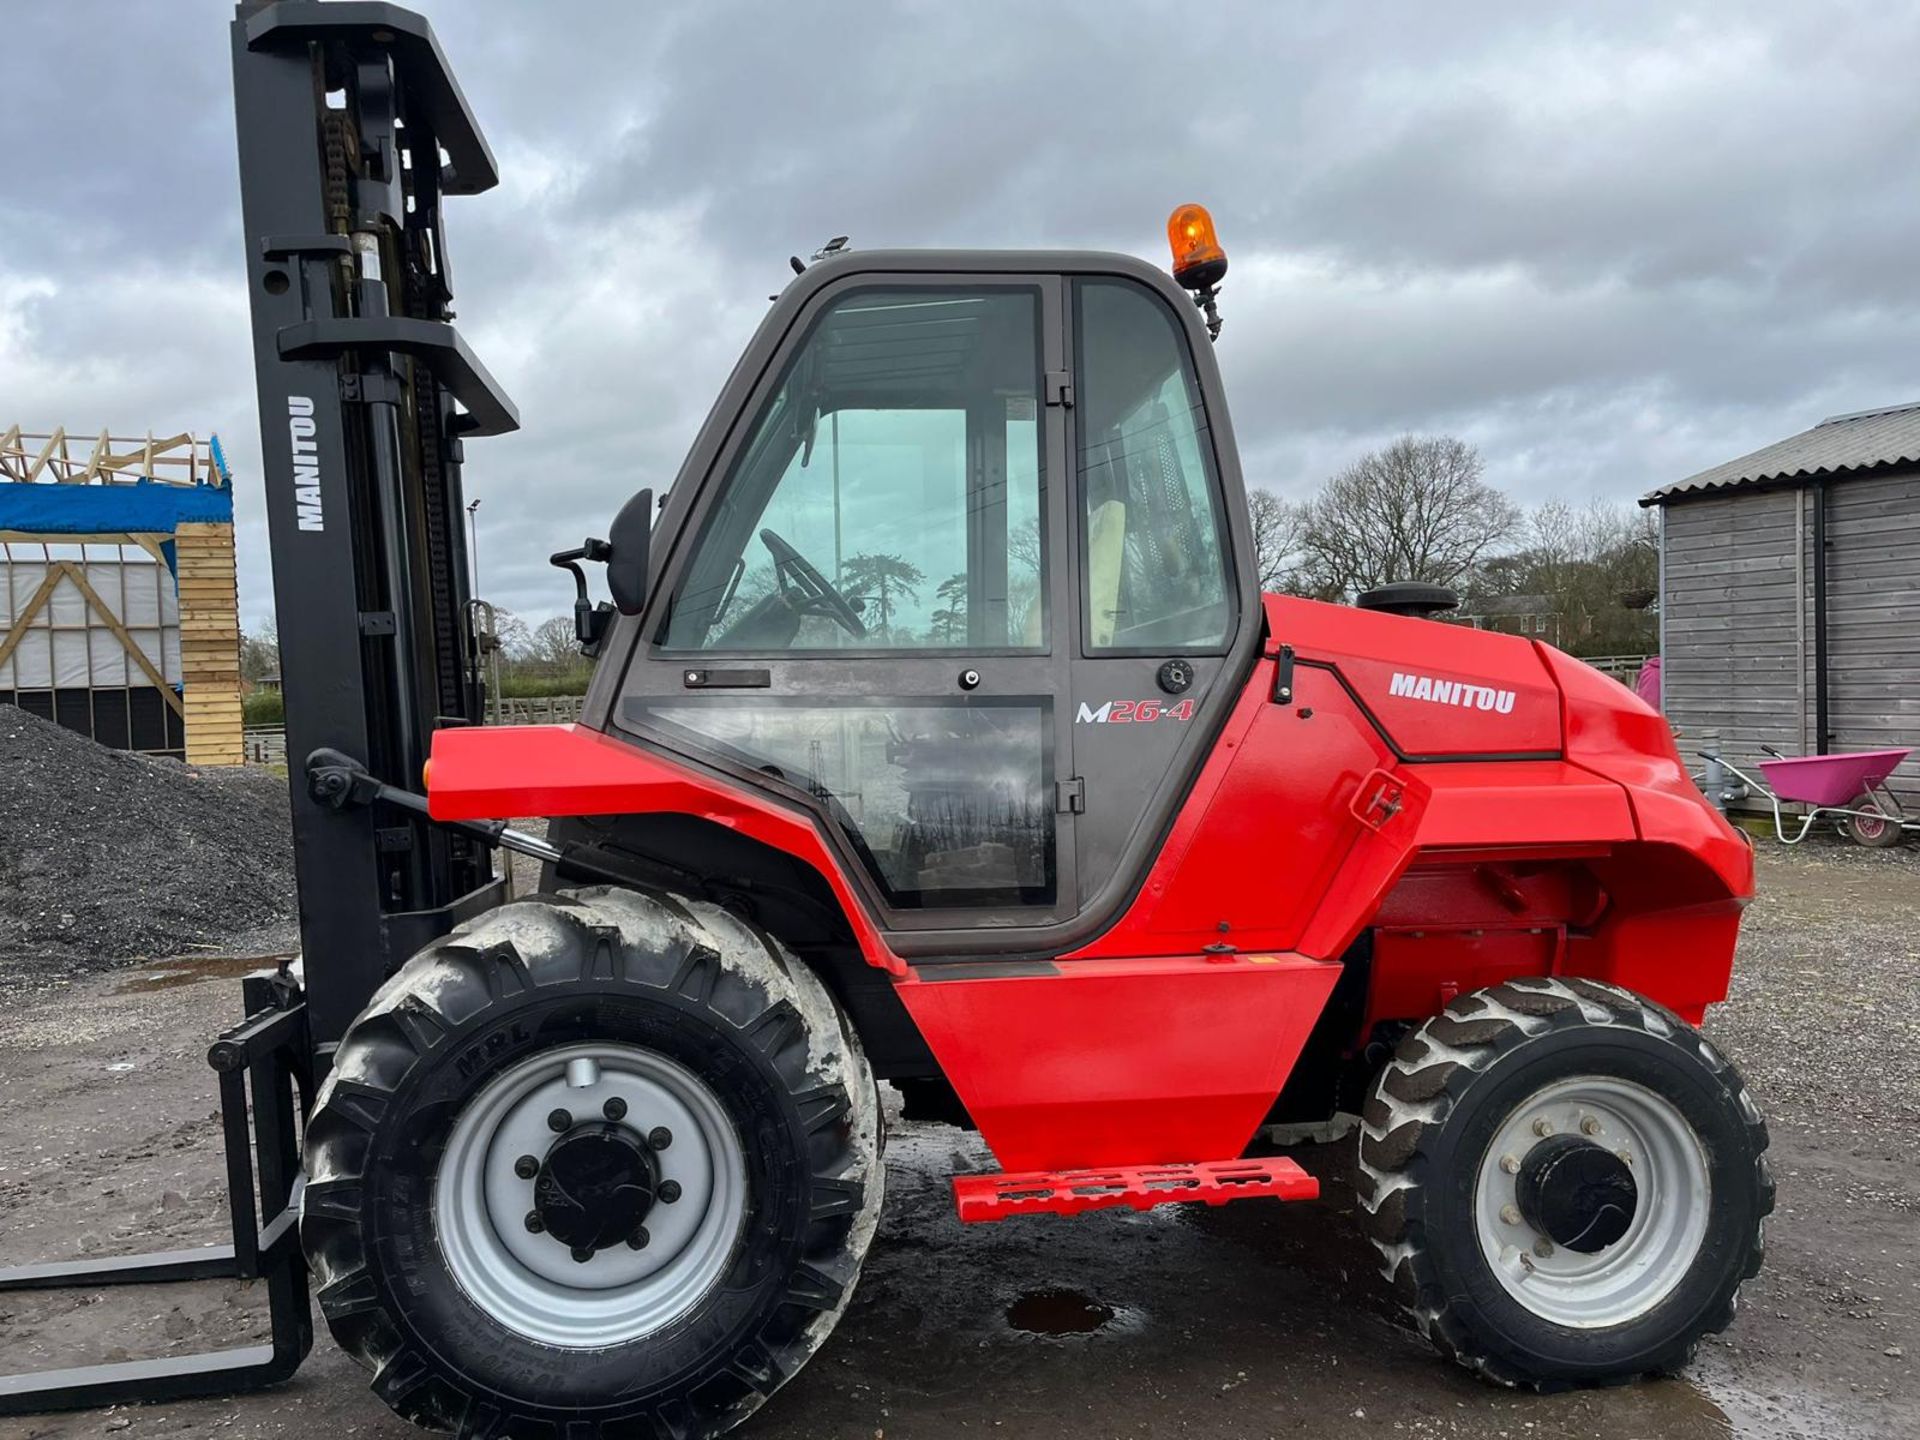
(681, 667, 771, 689)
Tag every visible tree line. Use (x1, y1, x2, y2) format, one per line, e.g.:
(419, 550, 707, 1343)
(1249, 435, 1658, 657)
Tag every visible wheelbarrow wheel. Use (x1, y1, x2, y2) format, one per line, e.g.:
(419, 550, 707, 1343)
(1844, 799, 1905, 848)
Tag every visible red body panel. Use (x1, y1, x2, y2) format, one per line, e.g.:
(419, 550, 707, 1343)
(424, 593, 1754, 1175)
(1269, 599, 1564, 757)
(1541, 646, 1753, 1021)
(427, 723, 906, 975)
(1064, 661, 1397, 960)
(896, 954, 1340, 1170)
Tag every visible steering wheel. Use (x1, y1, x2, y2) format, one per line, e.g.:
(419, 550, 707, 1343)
(759, 529, 866, 637)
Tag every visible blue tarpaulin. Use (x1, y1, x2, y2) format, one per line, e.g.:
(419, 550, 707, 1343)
(0, 478, 233, 535)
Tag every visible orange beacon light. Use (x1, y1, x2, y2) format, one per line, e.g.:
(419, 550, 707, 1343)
(1167, 204, 1228, 291)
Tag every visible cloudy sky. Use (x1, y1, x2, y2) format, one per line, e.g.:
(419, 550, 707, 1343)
(5, 1, 1919, 630)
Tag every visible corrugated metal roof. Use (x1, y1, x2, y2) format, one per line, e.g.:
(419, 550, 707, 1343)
(1642, 400, 1920, 504)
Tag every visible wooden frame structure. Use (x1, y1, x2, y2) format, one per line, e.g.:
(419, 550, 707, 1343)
(0, 430, 242, 763)
(0, 427, 229, 487)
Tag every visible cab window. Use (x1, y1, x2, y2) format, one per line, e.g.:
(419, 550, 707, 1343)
(1074, 279, 1232, 652)
(663, 288, 1046, 652)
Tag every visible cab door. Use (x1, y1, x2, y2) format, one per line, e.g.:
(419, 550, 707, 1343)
(617, 276, 1081, 940)
(1062, 275, 1250, 915)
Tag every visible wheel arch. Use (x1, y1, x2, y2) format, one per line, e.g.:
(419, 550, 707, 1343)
(544, 811, 939, 1082)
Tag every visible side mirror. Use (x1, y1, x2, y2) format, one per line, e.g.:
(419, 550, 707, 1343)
(606, 488, 653, 616)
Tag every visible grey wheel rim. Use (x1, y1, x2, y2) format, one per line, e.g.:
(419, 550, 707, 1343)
(1473, 1075, 1710, 1329)
(435, 1041, 748, 1347)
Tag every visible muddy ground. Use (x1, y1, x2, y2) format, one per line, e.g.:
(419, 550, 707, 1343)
(0, 842, 1914, 1439)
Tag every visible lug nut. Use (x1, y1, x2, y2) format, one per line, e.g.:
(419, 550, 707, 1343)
(570, 1245, 594, 1264)
(1500, 1154, 1520, 1175)
(1500, 1204, 1522, 1226)
(649, 1126, 673, 1150)
(658, 1179, 682, 1204)
(537, 1175, 556, 1194)
(628, 1227, 651, 1250)
(603, 1096, 628, 1122)
(1532, 1117, 1554, 1138)
(1533, 1238, 1555, 1259)
(547, 1108, 573, 1133)
(1580, 1116, 1602, 1136)
(514, 1155, 539, 1179)
(1618, 1149, 1634, 1166)
(523, 1211, 544, 1234)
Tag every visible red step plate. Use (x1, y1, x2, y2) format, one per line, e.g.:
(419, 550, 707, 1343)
(952, 1157, 1318, 1224)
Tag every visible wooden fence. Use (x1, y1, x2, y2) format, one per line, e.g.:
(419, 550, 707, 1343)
(244, 695, 586, 768)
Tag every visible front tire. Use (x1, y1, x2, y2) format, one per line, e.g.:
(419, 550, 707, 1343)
(1355, 977, 1771, 1388)
(301, 886, 882, 1438)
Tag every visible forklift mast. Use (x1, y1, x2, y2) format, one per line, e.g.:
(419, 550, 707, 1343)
(0, 5, 521, 1414)
(231, 0, 520, 1044)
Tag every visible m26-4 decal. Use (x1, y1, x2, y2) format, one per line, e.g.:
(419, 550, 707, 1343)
(1075, 698, 1197, 724)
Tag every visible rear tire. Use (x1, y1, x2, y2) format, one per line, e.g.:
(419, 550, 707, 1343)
(301, 886, 882, 1438)
(1354, 977, 1771, 1388)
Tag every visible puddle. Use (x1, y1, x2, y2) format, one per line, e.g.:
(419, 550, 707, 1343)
(1006, 1288, 1117, 1336)
(1690, 1363, 1872, 1440)
(114, 953, 294, 994)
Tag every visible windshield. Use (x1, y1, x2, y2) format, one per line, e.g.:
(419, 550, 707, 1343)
(663, 288, 1046, 652)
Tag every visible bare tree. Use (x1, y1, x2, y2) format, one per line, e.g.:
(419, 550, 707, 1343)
(1466, 497, 1658, 654)
(239, 615, 279, 683)
(1247, 489, 1310, 594)
(488, 606, 532, 658)
(523, 614, 586, 669)
(1296, 436, 1519, 597)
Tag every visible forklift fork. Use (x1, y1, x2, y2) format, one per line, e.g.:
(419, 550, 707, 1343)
(0, 974, 313, 1413)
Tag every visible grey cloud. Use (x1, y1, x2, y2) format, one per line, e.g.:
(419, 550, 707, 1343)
(5, 1, 1920, 629)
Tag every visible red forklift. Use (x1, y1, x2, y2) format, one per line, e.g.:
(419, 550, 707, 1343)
(0, 4, 1770, 1435)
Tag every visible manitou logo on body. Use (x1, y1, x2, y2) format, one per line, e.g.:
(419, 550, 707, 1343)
(287, 395, 324, 532)
(1388, 671, 1516, 715)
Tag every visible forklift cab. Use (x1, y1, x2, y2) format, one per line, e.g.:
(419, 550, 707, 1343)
(592, 253, 1262, 956)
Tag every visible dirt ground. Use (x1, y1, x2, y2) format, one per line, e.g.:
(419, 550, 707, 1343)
(0, 841, 1914, 1440)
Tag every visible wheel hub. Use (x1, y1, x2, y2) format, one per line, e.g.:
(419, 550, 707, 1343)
(1514, 1134, 1637, 1253)
(1473, 1075, 1712, 1329)
(435, 1042, 747, 1347)
(533, 1122, 659, 1257)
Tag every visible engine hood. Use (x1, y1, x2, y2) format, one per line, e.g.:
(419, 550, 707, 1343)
(1263, 594, 1564, 759)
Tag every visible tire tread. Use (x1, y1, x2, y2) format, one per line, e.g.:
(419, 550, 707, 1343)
(1353, 977, 1771, 1389)
(301, 885, 881, 1438)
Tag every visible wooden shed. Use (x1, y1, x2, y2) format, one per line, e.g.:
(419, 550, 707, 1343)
(1643, 402, 1920, 810)
(0, 429, 243, 765)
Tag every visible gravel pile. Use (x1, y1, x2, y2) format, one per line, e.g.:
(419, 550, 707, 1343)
(0, 706, 296, 978)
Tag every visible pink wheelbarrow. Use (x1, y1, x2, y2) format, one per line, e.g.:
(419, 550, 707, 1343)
(1712, 746, 1913, 848)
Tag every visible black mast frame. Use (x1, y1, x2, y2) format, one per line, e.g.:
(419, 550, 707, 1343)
(0, 3, 517, 1411)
